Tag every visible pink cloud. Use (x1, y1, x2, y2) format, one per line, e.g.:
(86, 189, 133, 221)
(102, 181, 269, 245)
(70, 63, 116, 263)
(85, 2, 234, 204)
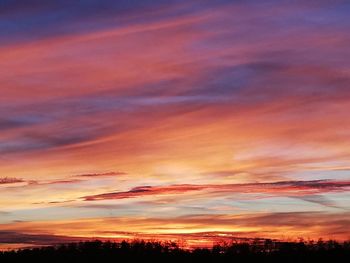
(83, 180, 350, 201)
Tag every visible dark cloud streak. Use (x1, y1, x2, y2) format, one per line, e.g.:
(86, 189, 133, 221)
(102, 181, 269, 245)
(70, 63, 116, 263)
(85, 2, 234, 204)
(83, 180, 350, 201)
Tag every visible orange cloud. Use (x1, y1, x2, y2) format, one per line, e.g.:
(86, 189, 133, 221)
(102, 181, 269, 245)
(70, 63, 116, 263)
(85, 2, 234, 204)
(1, 211, 349, 250)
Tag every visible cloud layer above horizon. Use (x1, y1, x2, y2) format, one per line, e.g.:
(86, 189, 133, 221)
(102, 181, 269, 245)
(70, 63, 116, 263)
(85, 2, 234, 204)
(1, 0, 350, 249)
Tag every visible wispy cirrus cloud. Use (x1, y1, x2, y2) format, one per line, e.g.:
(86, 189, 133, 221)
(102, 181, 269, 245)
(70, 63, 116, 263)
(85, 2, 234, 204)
(83, 180, 350, 201)
(0, 177, 24, 185)
(73, 172, 126, 178)
(0, 171, 125, 189)
(0, 231, 86, 246)
(2, 211, 349, 244)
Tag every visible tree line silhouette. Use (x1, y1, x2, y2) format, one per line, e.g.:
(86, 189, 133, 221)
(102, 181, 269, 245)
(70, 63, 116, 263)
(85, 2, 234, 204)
(1, 239, 350, 262)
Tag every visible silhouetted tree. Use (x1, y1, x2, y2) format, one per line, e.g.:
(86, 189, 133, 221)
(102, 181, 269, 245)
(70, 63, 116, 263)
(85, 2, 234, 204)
(1, 239, 350, 263)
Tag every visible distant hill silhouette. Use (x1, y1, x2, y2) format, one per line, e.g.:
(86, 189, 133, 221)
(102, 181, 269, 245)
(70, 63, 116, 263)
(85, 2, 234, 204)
(1, 239, 350, 262)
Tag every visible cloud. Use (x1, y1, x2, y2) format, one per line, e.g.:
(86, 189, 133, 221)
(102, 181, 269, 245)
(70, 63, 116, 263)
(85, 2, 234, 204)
(2, 211, 349, 244)
(0, 231, 86, 245)
(83, 180, 350, 201)
(0, 0, 187, 45)
(83, 184, 205, 201)
(1, 0, 350, 247)
(42, 179, 82, 185)
(73, 172, 126, 178)
(0, 177, 24, 185)
(1, 0, 350, 163)
(0, 178, 85, 189)
(291, 195, 344, 210)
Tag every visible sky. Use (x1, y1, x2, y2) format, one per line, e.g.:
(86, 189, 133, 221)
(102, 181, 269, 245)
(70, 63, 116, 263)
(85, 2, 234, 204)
(1, 0, 350, 249)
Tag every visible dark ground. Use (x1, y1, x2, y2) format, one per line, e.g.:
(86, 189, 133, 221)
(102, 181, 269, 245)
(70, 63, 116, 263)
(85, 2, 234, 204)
(1, 239, 350, 263)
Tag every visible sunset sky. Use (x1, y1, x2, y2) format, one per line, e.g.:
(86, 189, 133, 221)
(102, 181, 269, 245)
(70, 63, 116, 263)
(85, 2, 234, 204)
(1, 0, 350, 249)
